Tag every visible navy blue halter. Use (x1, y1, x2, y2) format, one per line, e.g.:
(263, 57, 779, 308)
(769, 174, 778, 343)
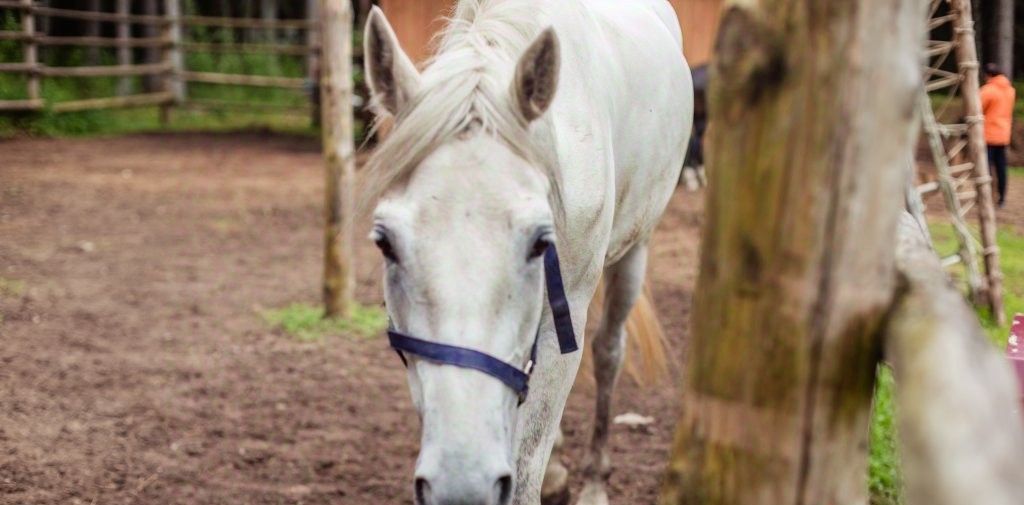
(388, 246, 578, 404)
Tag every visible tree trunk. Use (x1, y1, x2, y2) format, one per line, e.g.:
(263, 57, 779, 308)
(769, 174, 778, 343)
(261, 0, 280, 74)
(85, 0, 101, 65)
(307, 0, 321, 127)
(116, 0, 132, 96)
(320, 0, 355, 318)
(659, 0, 926, 504)
(995, 0, 1014, 77)
(143, 0, 161, 92)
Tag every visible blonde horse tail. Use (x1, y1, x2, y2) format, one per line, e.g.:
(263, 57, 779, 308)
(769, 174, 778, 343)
(623, 282, 670, 385)
(580, 279, 670, 387)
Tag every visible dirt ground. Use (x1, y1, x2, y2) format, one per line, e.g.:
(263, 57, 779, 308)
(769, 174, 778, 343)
(0, 133, 706, 505)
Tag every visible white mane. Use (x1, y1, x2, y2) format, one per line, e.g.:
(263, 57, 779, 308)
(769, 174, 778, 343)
(362, 0, 553, 209)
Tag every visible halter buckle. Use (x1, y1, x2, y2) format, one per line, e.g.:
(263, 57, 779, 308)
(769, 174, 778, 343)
(524, 359, 534, 375)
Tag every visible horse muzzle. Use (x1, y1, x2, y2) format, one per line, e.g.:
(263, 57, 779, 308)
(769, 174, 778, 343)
(414, 459, 513, 505)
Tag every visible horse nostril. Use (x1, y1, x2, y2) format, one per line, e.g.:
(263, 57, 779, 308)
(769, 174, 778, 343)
(494, 474, 513, 505)
(415, 477, 431, 505)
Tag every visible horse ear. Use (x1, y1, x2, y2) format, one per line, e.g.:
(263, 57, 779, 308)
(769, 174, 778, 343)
(512, 27, 560, 123)
(364, 6, 421, 116)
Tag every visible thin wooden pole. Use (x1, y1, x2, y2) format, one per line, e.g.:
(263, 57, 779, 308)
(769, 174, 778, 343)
(116, 0, 132, 96)
(659, 0, 925, 503)
(951, 0, 1005, 325)
(319, 0, 355, 318)
(20, 0, 38, 102)
(161, 0, 184, 124)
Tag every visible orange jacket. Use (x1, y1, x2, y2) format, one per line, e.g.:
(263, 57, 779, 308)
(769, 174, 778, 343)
(980, 74, 1016, 146)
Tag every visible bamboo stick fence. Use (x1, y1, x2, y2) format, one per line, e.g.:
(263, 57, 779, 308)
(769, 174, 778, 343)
(915, 0, 1005, 325)
(0, 0, 326, 120)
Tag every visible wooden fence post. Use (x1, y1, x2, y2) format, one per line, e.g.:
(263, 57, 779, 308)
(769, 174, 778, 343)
(116, 0, 132, 96)
(887, 214, 1024, 505)
(658, 0, 925, 503)
(20, 0, 39, 103)
(161, 0, 184, 123)
(319, 0, 355, 318)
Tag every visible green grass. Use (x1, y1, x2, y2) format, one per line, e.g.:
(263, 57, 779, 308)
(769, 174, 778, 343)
(867, 210, 1024, 505)
(262, 302, 387, 342)
(869, 366, 901, 505)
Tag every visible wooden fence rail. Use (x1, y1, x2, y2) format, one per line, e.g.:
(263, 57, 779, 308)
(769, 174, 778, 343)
(0, 0, 325, 119)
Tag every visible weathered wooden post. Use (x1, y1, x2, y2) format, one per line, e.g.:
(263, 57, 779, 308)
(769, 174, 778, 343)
(659, 0, 926, 503)
(161, 0, 185, 124)
(319, 0, 355, 318)
(20, 0, 39, 105)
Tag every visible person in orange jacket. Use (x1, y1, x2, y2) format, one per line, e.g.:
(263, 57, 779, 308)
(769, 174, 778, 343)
(980, 63, 1016, 207)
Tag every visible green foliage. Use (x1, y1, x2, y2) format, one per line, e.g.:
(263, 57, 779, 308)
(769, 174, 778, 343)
(868, 200, 1024, 505)
(1015, 80, 1024, 120)
(0, 11, 20, 62)
(262, 302, 387, 342)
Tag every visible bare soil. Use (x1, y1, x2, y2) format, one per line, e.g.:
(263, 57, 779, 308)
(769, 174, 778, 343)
(0, 133, 705, 505)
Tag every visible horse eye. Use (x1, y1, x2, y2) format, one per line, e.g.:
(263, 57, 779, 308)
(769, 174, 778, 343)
(375, 235, 398, 263)
(529, 236, 552, 261)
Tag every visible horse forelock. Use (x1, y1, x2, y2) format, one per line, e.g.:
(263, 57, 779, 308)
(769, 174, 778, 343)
(361, 0, 561, 216)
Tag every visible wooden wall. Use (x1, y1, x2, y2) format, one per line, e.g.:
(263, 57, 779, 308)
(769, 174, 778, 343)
(379, 0, 723, 67)
(378, 0, 453, 65)
(669, 0, 723, 67)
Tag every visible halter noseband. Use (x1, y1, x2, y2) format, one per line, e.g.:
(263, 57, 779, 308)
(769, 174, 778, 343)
(388, 246, 579, 404)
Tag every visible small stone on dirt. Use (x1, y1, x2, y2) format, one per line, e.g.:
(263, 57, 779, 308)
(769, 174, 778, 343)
(613, 412, 655, 430)
(76, 241, 95, 253)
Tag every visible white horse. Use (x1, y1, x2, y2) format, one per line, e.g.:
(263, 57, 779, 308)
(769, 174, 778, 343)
(361, 1, 692, 504)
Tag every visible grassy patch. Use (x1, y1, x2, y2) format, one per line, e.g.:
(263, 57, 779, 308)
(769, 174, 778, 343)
(928, 222, 1024, 344)
(263, 302, 387, 342)
(867, 222, 1024, 504)
(0, 277, 25, 298)
(869, 366, 901, 505)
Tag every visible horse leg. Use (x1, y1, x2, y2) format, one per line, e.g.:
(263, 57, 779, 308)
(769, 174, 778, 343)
(576, 243, 647, 505)
(541, 427, 570, 505)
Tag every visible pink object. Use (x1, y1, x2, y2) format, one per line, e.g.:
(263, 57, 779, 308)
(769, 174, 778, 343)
(1007, 315, 1024, 405)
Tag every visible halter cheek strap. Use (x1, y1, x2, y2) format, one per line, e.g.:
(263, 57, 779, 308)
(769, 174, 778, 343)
(388, 246, 578, 403)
